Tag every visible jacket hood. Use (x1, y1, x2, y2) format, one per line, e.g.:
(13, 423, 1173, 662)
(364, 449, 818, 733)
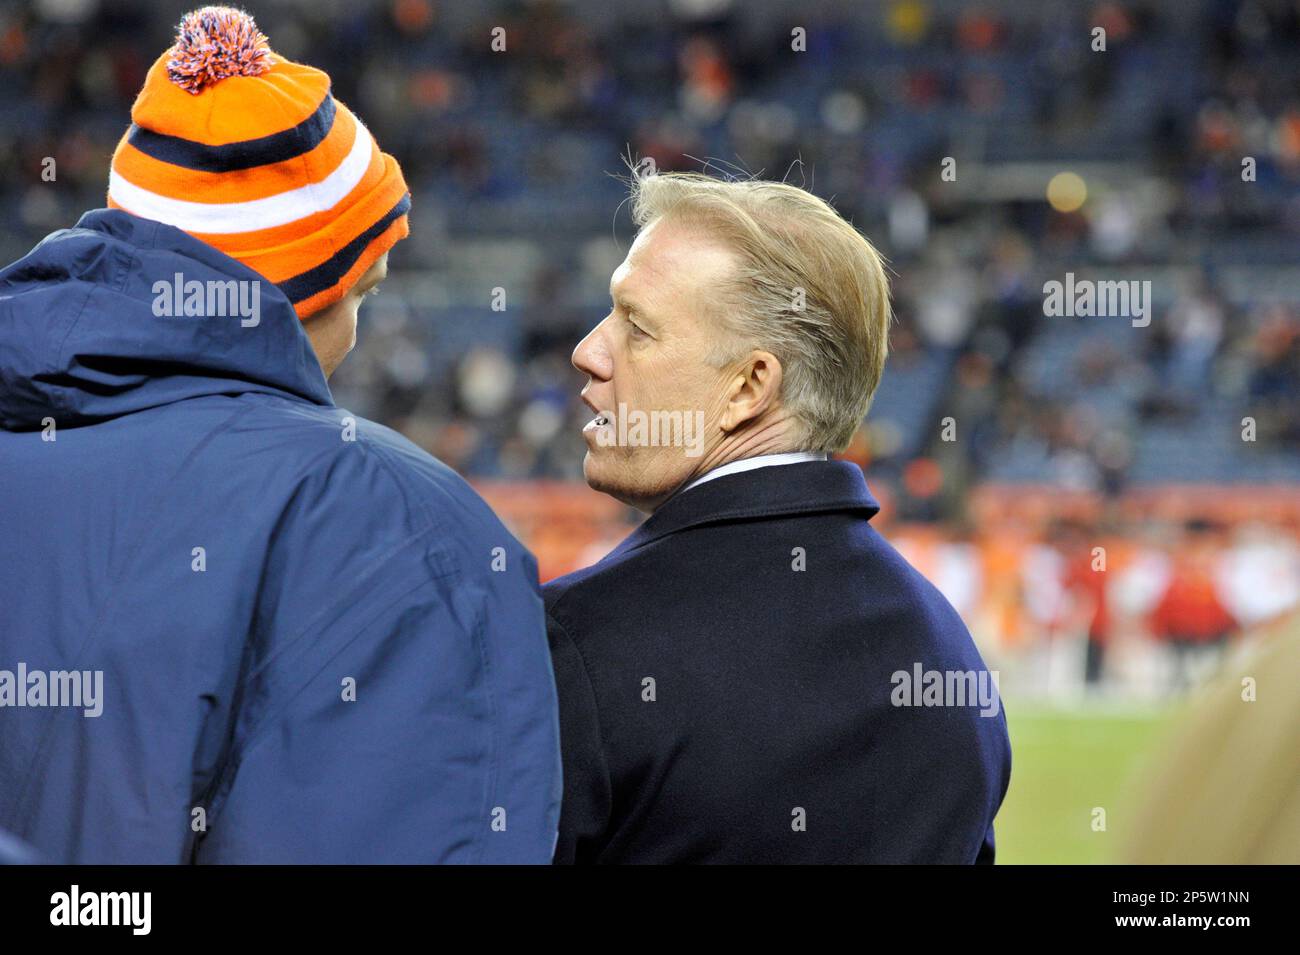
(0, 209, 332, 429)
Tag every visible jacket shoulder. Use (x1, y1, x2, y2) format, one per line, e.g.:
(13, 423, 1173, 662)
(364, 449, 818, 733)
(542, 509, 976, 658)
(541, 545, 636, 637)
(226, 395, 516, 547)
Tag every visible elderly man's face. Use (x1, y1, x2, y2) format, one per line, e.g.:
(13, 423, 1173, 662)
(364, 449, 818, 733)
(572, 217, 737, 510)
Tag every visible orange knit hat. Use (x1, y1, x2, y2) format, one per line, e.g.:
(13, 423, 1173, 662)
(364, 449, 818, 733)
(107, 6, 410, 319)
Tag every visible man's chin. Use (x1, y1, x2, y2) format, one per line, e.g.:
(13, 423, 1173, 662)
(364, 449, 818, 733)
(583, 451, 663, 512)
(581, 451, 621, 500)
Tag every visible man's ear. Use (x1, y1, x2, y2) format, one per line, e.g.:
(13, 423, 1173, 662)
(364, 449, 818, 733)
(719, 350, 783, 433)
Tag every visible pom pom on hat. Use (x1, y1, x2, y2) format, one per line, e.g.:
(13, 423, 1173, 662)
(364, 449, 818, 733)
(166, 6, 272, 95)
(111, 5, 411, 320)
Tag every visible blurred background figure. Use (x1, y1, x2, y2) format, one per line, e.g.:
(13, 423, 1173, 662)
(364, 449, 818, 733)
(3, 0, 1297, 862)
(1148, 520, 1238, 694)
(1120, 617, 1300, 864)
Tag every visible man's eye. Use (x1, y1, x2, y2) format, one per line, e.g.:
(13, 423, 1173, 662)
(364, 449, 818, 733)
(627, 317, 647, 338)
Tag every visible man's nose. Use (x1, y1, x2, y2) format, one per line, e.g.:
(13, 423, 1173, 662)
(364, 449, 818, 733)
(573, 317, 613, 381)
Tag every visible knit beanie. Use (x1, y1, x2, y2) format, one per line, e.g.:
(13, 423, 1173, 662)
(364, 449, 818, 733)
(106, 6, 410, 319)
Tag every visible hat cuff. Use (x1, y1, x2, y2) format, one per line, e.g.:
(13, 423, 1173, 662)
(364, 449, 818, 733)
(290, 198, 409, 319)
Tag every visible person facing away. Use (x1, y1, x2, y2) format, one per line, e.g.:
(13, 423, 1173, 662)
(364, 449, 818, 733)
(0, 7, 560, 863)
(545, 171, 1012, 864)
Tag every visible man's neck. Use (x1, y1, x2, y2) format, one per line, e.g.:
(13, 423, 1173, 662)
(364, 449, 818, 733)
(638, 414, 811, 512)
(688, 415, 802, 480)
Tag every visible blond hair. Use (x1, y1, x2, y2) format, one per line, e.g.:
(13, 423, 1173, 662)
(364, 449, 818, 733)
(630, 171, 891, 452)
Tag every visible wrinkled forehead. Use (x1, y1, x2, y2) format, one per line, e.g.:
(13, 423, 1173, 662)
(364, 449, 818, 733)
(611, 217, 738, 319)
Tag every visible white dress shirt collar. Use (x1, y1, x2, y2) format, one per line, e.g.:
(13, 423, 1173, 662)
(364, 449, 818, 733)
(678, 451, 829, 495)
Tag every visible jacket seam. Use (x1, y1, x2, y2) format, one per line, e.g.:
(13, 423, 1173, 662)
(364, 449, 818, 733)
(47, 230, 141, 419)
(468, 592, 497, 864)
(47, 285, 94, 419)
(355, 428, 442, 535)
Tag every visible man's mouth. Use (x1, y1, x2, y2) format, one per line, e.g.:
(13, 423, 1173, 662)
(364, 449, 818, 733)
(583, 413, 611, 433)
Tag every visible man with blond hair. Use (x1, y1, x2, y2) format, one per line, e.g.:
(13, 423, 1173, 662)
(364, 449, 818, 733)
(546, 171, 1011, 864)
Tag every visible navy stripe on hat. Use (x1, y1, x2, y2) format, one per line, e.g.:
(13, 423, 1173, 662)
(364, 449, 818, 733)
(278, 193, 411, 304)
(127, 92, 335, 173)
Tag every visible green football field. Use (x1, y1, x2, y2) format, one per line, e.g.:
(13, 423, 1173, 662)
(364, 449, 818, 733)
(994, 701, 1175, 864)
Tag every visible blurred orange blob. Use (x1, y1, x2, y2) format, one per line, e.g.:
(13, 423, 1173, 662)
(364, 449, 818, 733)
(903, 457, 944, 498)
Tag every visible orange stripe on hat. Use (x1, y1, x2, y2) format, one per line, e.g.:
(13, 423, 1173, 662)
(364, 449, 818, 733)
(106, 6, 409, 319)
(109, 105, 359, 205)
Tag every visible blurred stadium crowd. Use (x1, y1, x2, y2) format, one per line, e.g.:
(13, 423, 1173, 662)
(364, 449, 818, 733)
(3, 0, 1298, 696)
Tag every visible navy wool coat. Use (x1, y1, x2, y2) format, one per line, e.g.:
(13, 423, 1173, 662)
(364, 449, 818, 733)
(544, 460, 1012, 864)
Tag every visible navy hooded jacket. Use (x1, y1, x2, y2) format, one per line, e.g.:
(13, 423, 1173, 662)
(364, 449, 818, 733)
(0, 210, 561, 863)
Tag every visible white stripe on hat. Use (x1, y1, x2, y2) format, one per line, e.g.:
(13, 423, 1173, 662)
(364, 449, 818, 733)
(107, 122, 374, 234)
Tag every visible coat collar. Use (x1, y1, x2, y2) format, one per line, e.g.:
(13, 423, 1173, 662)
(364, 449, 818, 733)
(607, 459, 880, 560)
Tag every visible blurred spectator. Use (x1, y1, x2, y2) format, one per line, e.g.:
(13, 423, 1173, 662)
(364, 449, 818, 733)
(1149, 521, 1239, 692)
(1121, 617, 1300, 864)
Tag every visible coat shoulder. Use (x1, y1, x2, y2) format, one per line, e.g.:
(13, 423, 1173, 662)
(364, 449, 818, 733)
(223, 394, 519, 550)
